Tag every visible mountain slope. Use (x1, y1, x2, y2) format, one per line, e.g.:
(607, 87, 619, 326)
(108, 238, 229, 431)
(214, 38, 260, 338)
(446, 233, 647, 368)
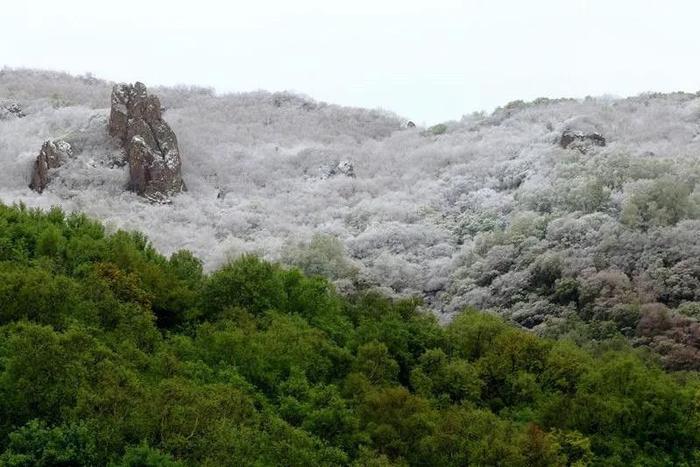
(0, 203, 696, 466)
(3, 69, 700, 365)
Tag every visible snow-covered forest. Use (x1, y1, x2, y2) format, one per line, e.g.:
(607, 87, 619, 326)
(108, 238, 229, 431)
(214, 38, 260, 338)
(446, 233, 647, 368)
(3, 68, 700, 369)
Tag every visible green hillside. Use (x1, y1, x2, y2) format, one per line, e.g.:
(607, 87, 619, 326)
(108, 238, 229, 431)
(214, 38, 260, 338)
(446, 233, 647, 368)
(0, 203, 697, 466)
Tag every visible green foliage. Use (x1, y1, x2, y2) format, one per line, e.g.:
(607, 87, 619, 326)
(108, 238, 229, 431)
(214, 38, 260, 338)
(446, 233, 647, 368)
(427, 123, 448, 136)
(444, 309, 508, 360)
(410, 349, 482, 404)
(282, 233, 359, 281)
(621, 176, 698, 229)
(564, 177, 611, 213)
(201, 255, 287, 318)
(112, 443, 184, 467)
(354, 341, 400, 385)
(0, 420, 99, 466)
(0, 203, 698, 465)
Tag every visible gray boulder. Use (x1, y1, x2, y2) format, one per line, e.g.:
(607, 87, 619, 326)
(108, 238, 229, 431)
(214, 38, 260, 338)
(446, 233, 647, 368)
(6, 103, 24, 118)
(0, 102, 25, 120)
(332, 160, 355, 178)
(29, 140, 72, 193)
(559, 129, 606, 152)
(319, 160, 355, 179)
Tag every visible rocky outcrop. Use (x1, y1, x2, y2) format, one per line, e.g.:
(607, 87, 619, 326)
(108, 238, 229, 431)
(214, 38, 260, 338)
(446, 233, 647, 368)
(559, 129, 606, 152)
(6, 103, 24, 118)
(272, 92, 318, 111)
(109, 82, 185, 200)
(331, 160, 355, 178)
(0, 103, 25, 120)
(319, 160, 355, 179)
(29, 140, 72, 193)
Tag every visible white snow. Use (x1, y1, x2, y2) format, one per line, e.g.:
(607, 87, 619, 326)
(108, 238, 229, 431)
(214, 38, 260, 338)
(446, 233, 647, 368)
(3, 69, 700, 316)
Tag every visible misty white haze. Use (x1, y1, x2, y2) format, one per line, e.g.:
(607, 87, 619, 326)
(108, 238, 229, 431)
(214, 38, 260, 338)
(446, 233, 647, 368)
(3, 0, 700, 124)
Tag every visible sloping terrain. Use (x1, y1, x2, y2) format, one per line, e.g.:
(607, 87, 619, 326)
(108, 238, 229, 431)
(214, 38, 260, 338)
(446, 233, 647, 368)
(0, 204, 696, 465)
(3, 68, 700, 367)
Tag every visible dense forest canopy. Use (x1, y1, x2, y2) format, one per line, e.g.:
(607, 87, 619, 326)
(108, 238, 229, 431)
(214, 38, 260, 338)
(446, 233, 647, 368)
(0, 203, 698, 466)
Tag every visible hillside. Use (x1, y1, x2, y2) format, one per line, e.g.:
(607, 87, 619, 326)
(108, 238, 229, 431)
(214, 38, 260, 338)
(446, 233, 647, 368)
(3, 68, 700, 368)
(0, 203, 697, 465)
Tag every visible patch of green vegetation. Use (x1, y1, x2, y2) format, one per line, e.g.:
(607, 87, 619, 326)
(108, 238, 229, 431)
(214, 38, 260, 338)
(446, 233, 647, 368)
(427, 123, 448, 135)
(0, 203, 698, 466)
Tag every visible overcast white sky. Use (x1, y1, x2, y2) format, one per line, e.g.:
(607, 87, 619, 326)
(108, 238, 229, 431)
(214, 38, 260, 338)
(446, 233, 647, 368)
(2, 0, 699, 124)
